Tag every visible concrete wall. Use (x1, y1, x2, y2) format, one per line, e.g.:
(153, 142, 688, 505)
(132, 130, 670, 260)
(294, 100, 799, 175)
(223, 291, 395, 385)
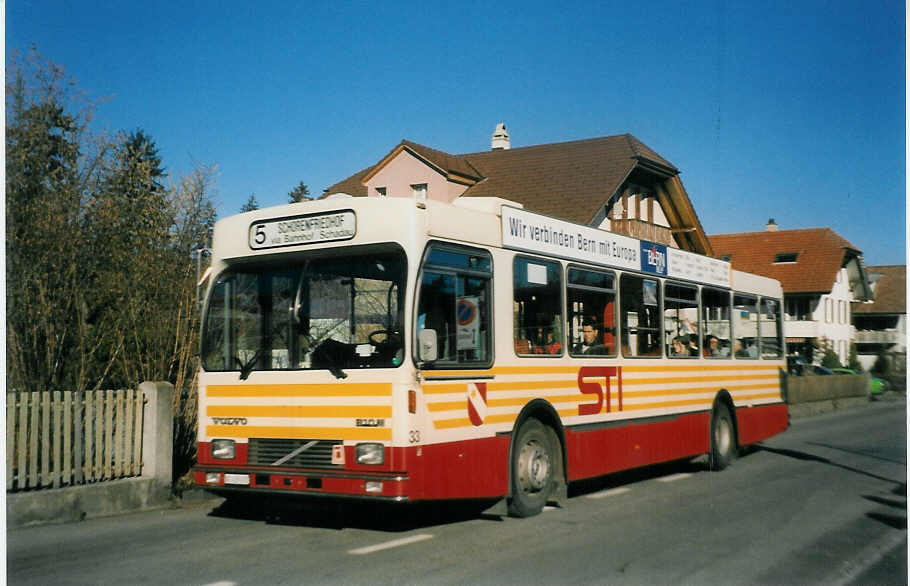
(787, 373, 870, 404)
(785, 373, 871, 418)
(7, 382, 175, 529)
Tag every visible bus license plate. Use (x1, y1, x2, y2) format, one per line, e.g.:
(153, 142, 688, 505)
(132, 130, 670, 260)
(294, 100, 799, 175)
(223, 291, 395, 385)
(224, 473, 250, 486)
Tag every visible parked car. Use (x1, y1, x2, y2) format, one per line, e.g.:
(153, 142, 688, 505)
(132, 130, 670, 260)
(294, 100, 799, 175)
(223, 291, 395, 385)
(869, 377, 888, 395)
(828, 367, 887, 395)
(786, 356, 833, 376)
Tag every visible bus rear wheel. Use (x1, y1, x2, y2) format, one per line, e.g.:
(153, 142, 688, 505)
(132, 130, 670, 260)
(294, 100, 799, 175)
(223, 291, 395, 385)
(709, 403, 737, 471)
(508, 418, 554, 517)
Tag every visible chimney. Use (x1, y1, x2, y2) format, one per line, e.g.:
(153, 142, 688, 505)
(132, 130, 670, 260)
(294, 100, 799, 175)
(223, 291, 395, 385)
(491, 122, 510, 150)
(765, 218, 778, 232)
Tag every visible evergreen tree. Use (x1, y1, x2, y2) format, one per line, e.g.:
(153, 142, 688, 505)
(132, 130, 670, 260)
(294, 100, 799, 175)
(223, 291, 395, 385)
(288, 180, 310, 203)
(6, 49, 89, 392)
(241, 193, 259, 212)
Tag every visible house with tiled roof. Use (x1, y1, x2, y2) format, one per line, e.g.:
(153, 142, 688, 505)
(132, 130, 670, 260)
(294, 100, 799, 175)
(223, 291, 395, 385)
(708, 220, 873, 365)
(324, 124, 714, 255)
(852, 265, 906, 371)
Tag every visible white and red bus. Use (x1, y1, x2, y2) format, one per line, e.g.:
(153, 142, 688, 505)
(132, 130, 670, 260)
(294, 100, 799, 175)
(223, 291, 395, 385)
(194, 195, 788, 516)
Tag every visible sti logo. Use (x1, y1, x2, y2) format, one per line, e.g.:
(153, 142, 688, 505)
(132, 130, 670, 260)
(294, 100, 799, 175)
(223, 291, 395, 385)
(640, 241, 667, 275)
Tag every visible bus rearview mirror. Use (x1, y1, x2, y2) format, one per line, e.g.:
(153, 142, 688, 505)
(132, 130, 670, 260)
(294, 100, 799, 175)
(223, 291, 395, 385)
(418, 329, 438, 362)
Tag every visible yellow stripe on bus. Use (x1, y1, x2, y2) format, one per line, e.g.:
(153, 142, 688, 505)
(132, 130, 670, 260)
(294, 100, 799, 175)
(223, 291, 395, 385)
(422, 379, 577, 395)
(420, 363, 781, 380)
(733, 392, 783, 402)
(206, 383, 393, 397)
(622, 374, 778, 386)
(622, 364, 780, 373)
(205, 425, 392, 441)
(206, 405, 393, 418)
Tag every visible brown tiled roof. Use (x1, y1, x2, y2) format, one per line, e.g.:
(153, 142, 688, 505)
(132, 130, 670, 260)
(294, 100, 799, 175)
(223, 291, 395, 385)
(458, 134, 677, 224)
(324, 165, 372, 196)
(400, 140, 483, 182)
(708, 228, 861, 294)
(853, 265, 906, 314)
(324, 134, 678, 225)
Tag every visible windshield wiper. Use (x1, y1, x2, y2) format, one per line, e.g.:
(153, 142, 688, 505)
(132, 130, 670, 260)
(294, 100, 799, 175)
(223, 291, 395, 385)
(239, 347, 265, 380)
(312, 338, 349, 380)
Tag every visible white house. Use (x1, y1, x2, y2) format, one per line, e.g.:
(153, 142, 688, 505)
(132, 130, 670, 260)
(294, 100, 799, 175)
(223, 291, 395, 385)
(709, 220, 872, 365)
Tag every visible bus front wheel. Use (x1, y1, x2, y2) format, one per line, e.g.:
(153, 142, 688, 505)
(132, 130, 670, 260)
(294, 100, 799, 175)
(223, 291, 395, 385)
(508, 418, 554, 517)
(709, 404, 737, 471)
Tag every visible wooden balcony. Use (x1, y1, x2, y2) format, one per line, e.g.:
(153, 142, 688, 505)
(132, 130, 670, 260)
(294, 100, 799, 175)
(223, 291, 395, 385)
(609, 218, 675, 247)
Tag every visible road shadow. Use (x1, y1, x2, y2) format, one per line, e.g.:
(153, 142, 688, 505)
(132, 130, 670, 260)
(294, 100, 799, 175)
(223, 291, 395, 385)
(759, 445, 908, 531)
(568, 456, 712, 498)
(756, 445, 904, 485)
(863, 484, 908, 530)
(208, 495, 500, 532)
(206, 450, 759, 530)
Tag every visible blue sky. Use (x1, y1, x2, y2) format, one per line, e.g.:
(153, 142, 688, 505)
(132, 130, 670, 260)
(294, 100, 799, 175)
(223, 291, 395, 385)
(9, 0, 906, 265)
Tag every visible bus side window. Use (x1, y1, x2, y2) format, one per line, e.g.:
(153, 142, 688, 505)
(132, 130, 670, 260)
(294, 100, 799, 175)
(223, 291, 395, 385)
(513, 257, 563, 356)
(567, 267, 616, 357)
(760, 298, 783, 358)
(701, 287, 732, 358)
(732, 293, 759, 358)
(416, 244, 492, 368)
(664, 281, 699, 358)
(620, 274, 662, 358)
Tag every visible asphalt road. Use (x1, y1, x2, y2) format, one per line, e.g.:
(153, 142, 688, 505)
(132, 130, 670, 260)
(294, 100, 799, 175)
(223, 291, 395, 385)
(8, 399, 907, 585)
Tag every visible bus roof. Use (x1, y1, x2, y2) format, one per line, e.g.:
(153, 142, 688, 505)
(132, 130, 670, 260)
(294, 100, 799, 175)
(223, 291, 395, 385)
(211, 196, 780, 296)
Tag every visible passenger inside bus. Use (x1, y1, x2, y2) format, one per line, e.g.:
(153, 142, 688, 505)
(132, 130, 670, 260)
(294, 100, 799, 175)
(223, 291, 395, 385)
(533, 327, 563, 355)
(573, 318, 608, 355)
(704, 335, 722, 357)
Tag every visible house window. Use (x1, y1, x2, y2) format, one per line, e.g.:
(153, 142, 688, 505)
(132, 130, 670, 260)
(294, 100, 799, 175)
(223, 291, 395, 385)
(825, 299, 833, 323)
(785, 297, 812, 321)
(773, 252, 798, 263)
(375, 187, 387, 197)
(411, 183, 427, 200)
(719, 254, 732, 262)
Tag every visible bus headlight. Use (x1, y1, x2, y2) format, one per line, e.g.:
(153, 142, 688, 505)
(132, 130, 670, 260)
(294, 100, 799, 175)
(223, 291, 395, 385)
(355, 443, 384, 465)
(212, 439, 236, 460)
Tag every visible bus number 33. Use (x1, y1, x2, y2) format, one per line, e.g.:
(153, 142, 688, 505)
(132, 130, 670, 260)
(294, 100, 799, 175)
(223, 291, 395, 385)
(578, 366, 622, 415)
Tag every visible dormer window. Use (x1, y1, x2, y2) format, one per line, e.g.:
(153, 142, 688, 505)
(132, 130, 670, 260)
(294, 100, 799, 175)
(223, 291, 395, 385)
(411, 183, 427, 200)
(774, 252, 798, 263)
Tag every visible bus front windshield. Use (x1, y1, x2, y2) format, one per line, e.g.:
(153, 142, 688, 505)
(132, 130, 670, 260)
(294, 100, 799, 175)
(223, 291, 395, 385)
(202, 249, 406, 377)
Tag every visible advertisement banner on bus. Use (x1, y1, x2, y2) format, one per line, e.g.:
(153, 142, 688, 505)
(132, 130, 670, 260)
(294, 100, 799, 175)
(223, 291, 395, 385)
(501, 206, 730, 288)
(501, 206, 640, 271)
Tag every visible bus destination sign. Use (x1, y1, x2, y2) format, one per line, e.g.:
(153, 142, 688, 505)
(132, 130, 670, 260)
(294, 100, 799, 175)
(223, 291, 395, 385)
(249, 210, 356, 250)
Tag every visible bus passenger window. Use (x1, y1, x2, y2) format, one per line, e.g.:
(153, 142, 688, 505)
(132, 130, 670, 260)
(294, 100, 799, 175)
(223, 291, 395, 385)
(567, 268, 615, 357)
(760, 298, 783, 358)
(513, 257, 563, 356)
(732, 293, 759, 358)
(620, 274, 662, 358)
(416, 244, 492, 368)
(701, 288, 732, 358)
(664, 282, 698, 358)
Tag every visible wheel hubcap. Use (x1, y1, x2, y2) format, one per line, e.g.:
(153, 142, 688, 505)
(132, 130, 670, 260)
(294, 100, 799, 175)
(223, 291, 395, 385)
(519, 440, 550, 492)
(715, 416, 731, 455)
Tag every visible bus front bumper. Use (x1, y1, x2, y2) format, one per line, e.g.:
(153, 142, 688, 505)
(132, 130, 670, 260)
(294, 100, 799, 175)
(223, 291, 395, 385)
(193, 466, 410, 501)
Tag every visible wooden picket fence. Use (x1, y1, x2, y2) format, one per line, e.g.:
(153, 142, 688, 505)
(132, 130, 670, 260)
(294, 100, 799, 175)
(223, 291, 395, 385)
(6, 389, 146, 492)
